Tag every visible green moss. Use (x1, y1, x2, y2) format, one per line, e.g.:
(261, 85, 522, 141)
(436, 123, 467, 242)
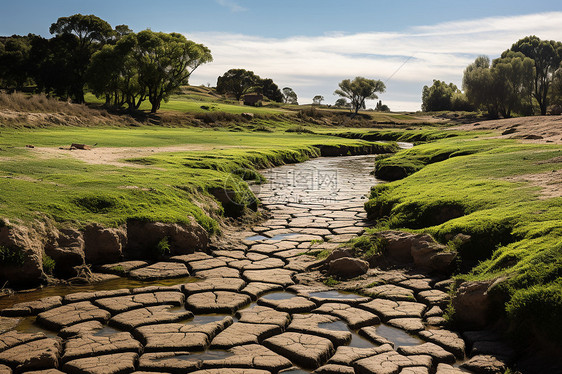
(323, 277, 341, 286)
(0, 245, 25, 267)
(155, 236, 171, 258)
(42, 254, 56, 275)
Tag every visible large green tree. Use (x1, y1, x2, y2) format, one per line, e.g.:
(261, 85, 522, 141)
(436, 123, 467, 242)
(334, 77, 385, 115)
(49, 14, 113, 103)
(282, 87, 298, 104)
(508, 35, 562, 115)
(133, 30, 212, 113)
(258, 78, 283, 102)
(216, 69, 260, 100)
(0, 35, 31, 90)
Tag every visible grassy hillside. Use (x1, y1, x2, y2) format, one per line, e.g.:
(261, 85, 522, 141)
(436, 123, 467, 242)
(0, 126, 395, 232)
(363, 135, 562, 344)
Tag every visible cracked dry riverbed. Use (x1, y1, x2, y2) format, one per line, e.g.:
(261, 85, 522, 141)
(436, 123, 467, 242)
(0, 155, 496, 374)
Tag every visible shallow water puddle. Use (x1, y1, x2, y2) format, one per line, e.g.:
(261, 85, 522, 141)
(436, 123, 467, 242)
(308, 290, 365, 300)
(318, 320, 374, 348)
(245, 233, 299, 242)
(151, 350, 233, 362)
(375, 324, 424, 347)
(259, 291, 298, 300)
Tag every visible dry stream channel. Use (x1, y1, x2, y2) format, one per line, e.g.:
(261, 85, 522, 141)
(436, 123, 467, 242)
(0, 153, 481, 374)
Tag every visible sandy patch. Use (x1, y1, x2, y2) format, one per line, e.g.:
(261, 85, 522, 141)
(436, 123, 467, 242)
(504, 169, 562, 199)
(30, 144, 240, 168)
(453, 116, 562, 144)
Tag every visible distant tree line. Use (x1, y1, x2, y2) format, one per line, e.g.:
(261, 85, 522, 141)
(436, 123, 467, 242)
(0, 14, 212, 113)
(216, 68, 285, 103)
(422, 35, 562, 117)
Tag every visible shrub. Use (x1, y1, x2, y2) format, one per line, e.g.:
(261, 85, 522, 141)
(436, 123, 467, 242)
(0, 245, 25, 266)
(42, 254, 56, 275)
(156, 236, 171, 257)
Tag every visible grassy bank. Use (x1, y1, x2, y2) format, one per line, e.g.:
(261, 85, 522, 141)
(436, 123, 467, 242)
(0, 126, 395, 232)
(363, 135, 562, 344)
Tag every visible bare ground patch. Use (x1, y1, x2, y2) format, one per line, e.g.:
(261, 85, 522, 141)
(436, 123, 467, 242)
(30, 144, 241, 168)
(454, 116, 562, 144)
(504, 169, 562, 199)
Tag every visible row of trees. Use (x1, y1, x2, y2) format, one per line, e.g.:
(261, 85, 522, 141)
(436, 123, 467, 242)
(216, 68, 283, 102)
(422, 36, 562, 117)
(0, 14, 212, 112)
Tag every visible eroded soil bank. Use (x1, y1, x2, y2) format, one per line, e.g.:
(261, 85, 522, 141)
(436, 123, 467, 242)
(0, 155, 535, 374)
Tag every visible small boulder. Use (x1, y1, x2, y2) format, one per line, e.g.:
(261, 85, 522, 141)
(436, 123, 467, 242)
(327, 257, 369, 278)
(83, 224, 126, 264)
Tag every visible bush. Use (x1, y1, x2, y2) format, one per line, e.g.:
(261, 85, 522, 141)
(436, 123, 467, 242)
(155, 236, 171, 257)
(42, 253, 56, 275)
(0, 245, 25, 266)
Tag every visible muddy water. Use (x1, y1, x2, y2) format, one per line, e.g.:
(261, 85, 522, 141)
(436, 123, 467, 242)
(0, 152, 476, 373)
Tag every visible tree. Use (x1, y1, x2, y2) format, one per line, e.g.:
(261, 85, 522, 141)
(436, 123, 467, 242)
(134, 30, 212, 113)
(216, 69, 260, 101)
(334, 98, 349, 108)
(258, 78, 283, 102)
(282, 87, 298, 104)
(463, 54, 534, 118)
(421, 80, 459, 112)
(0, 35, 31, 90)
(509, 36, 562, 115)
(312, 95, 324, 105)
(49, 14, 113, 103)
(375, 100, 390, 112)
(334, 77, 385, 115)
(87, 33, 146, 110)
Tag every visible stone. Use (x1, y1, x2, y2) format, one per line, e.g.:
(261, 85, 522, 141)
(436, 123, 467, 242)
(129, 262, 189, 280)
(62, 332, 142, 362)
(126, 220, 208, 256)
(373, 231, 415, 263)
(424, 306, 443, 318)
(0, 338, 61, 372)
(314, 364, 355, 373)
(138, 352, 200, 373)
(192, 370, 270, 374)
(419, 330, 465, 359)
(397, 278, 433, 292)
(63, 289, 130, 303)
(59, 321, 104, 339)
(236, 306, 290, 327)
(470, 341, 515, 361)
(186, 291, 251, 314)
(188, 258, 229, 272)
(44, 228, 85, 278)
(362, 285, 415, 301)
(240, 282, 283, 300)
(0, 319, 18, 335)
(257, 296, 316, 313)
(313, 303, 380, 329)
(196, 267, 240, 279)
(210, 322, 282, 349)
(417, 290, 450, 308)
(171, 253, 213, 264)
(22, 370, 65, 374)
(451, 280, 496, 329)
(327, 257, 369, 278)
(397, 342, 456, 364)
(204, 344, 292, 372)
(0, 365, 11, 374)
(83, 224, 126, 264)
(0, 331, 46, 352)
(358, 326, 395, 347)
(460, 355, 506, 374)
(0, 297, 62, 317)
(183, 278, 246, 294)
(94, 292, 185, 314)
(63, 352, 138, 374)
(98, 261, 148, 275)
(360, 299, 426, 321)
(387, 318, 424, 333)
(435, 363, 466, 373)
(109, 305, 193, 331)
(328, 345, 394, 365)
(399, 367, 429, 374)
(354, 351, 432, 374)
(243, 269, 295, 286)
(263, 332, 335, 369)
(37, 302, 111, 330)
(0, 223, 44, 287)
(288, 314, 352, 346)
(137, 316, 233, 352)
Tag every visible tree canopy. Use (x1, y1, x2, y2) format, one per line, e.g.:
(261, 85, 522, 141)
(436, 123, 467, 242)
(508, 35, 562, 115)
(312, 95, 324, 105)
(282, 87, 298, 104)
(216, 69, 283, 102)
(334, 77, 385, 114)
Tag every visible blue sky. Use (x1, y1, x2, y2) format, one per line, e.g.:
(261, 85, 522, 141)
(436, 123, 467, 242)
(2, 1, 562, 110)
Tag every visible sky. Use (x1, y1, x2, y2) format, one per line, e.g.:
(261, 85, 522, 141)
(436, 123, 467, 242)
(1, 1, 562, 111)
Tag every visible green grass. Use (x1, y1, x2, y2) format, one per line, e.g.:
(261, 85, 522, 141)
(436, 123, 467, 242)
(0, 126, 394, 233)
(363, 135, 562, 344)
(85, 93, 289, 115)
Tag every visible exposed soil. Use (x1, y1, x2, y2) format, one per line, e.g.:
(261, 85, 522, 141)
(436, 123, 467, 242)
(453, 115, 562, 144)
(30, 144, 241, 168)
(504, 169, 562, 199)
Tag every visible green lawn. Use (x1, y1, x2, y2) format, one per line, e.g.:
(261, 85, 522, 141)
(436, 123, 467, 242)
(0, 126, 393, 232)
(363, 135, 562, 344)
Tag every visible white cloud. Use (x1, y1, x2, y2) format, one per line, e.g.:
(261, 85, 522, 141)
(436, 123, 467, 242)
(187, 12, 562, 111)
(215, 0, 246, 12)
